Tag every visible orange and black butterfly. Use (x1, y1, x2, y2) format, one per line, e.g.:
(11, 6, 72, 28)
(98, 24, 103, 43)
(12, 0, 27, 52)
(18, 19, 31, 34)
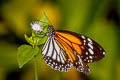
(42, 25, 105, 75)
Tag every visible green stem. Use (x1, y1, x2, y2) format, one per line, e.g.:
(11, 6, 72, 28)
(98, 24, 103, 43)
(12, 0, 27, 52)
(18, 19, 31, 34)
(34, 57, 38, 80)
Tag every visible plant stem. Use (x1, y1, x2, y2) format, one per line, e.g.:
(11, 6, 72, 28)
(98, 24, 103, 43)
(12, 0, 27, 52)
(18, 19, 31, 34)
(34, 57, 38, 80)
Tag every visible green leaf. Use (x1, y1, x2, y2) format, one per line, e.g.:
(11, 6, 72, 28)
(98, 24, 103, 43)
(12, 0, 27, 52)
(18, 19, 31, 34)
(32, 31, 36, 37)
(24, 34, 35, 46)
(24, 34, 30, 43)
(37, 36, 48, 45)
(42, 26, 48, 33)
(17, 45, 39, 68)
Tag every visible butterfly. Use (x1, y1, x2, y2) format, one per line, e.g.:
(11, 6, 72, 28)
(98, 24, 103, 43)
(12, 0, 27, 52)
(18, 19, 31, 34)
(42, 25, 105, 75)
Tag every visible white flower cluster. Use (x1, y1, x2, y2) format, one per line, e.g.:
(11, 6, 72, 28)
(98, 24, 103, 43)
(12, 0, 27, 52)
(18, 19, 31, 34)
(31, 21, 43, 32)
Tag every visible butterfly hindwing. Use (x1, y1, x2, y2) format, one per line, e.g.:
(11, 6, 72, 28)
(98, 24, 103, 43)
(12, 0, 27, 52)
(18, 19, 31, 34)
(42, 37, 73, 72)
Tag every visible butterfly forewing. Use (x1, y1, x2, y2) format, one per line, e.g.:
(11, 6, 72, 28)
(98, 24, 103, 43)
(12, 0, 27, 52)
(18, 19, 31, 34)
(56, 30, 106, 63)
(55, 30, 105, 74)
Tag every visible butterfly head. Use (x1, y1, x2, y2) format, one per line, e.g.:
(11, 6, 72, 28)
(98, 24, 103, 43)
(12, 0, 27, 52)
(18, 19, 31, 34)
(46, 25, 55, 36)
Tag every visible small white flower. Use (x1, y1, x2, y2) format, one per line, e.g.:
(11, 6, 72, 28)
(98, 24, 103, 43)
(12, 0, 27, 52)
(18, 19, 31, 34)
(31, 21, 43, 32)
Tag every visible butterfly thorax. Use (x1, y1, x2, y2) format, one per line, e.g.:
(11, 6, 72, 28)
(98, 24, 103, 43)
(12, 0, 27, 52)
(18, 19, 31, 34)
(46, 25, 56, 36)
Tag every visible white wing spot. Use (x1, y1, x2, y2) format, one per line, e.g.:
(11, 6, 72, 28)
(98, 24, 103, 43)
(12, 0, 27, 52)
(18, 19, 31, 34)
(86, 57, 88, 59)
(103, 52, 105, 55)
(88, 48, 94, 55)
(88, 43, 93, 49)
(89, 56, 93, 59)
(86, 52, 88, 55)
(90, 60, 93, 62)
(84, 59, 86, 61)
(88, 38, 92, 43)
(83, 40, 86, 42)
(88, 60, 90, 62)
(83, 42, 86, 45)
(81, 35, 86, 39)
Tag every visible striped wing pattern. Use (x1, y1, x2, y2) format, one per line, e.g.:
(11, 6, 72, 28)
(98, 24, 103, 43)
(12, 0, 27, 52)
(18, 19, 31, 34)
(56, 30, 105, 63)
(55, 31, 91, 74)
(42, 37, 73, 72)
(42, 29, 105, 75)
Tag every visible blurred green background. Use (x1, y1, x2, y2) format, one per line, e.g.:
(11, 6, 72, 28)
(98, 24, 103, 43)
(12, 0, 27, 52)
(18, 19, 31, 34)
(0, 0, 120, 80)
